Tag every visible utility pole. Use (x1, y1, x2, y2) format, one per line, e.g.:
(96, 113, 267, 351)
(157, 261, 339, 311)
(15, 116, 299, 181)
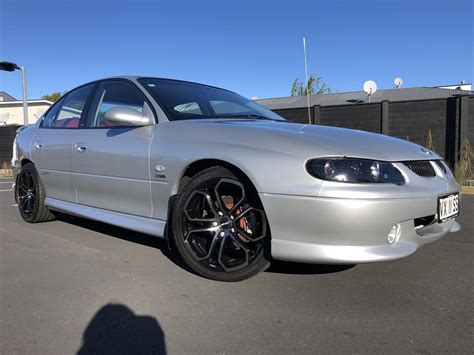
(303, 37, 311, 124)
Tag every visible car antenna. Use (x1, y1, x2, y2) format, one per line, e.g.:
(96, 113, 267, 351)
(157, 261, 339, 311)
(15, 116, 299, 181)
(303, 36, 311, 125)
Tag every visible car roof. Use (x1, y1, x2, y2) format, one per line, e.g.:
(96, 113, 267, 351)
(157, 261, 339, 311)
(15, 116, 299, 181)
(83, 76, 236, 94)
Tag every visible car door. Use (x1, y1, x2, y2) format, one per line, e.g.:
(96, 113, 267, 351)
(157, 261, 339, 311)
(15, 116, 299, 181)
(31, 84, 96, 202)
(72, 80, 155, 217)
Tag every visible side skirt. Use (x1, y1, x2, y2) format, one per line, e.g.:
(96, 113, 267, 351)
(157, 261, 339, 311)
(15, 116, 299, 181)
(45, 197, 166, 238)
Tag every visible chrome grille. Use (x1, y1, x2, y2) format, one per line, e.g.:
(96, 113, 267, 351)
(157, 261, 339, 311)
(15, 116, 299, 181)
(403, 161, 436, 177)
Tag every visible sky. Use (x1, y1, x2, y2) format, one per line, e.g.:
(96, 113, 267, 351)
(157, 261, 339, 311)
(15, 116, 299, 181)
(0, 0, 472, 100)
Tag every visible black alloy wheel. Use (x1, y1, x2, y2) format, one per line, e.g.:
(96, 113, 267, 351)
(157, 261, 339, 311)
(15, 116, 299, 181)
(172, 166, 270, 281)
(17, 168, 37, 218)
(16, 162, 55, 223)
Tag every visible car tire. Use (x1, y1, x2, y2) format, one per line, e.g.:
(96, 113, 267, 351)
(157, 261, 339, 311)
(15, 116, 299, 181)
(16, 162, 56, 223)
(172, 166, 270, 281)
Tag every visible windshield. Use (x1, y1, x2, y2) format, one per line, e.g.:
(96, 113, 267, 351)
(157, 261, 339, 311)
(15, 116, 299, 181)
(138, 78, 285, 121)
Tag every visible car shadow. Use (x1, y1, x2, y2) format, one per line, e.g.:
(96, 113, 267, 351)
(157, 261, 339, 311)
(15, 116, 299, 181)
(54, 212, 355, 277)
(266, 261, 355, 275)
(77, 303, 166, 354)
(53, 212, 192, 273)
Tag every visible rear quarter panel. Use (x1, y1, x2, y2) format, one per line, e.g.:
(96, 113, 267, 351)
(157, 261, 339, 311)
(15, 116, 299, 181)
(12, 123, 37, 170)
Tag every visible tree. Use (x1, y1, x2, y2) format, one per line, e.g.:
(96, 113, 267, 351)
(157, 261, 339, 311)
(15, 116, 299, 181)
(425, 129, 436, 152)
(41, 92, 63, 102)
(291, 75, 331, 96)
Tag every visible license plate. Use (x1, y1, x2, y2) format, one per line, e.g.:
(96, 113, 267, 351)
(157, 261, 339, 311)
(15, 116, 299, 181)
(437, 193, 459, 223)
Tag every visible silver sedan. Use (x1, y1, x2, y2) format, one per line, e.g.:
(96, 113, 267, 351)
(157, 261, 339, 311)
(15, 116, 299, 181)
(12, 77, 461, 281)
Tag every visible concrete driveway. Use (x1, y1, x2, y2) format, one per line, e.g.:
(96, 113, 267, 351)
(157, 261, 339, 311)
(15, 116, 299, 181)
(0, 177, 472, 354)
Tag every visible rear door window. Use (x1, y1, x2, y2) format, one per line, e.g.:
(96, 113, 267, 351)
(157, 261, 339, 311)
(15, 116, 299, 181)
(43, 84, 95, 128)
(41, 97, 65, 128)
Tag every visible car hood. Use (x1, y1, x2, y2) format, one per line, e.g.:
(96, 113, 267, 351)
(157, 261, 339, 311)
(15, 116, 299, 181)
(165, 119, 440, 162)
(297, 123, 440, 161)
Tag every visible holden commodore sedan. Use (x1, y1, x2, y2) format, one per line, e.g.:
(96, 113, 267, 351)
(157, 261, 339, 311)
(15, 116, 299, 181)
(12, 77, 461, 281)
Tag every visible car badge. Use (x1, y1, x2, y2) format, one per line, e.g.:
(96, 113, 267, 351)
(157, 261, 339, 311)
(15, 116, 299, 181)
(154, 165, 166, 172)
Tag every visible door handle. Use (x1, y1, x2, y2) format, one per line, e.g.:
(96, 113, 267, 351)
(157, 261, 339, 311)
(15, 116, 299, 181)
(75, 145, 87, 153)
(34, 143, 43, 149)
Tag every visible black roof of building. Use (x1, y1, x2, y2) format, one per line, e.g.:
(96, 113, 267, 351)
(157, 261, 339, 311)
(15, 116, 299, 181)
(0, 91, 16, 102)
(256, 87, 473, 110)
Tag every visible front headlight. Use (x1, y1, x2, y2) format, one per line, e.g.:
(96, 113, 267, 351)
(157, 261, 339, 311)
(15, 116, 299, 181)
(306, 158, 405, 185)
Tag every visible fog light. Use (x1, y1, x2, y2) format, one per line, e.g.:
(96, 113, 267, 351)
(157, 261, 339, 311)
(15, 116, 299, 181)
(387, 224, 401, 244)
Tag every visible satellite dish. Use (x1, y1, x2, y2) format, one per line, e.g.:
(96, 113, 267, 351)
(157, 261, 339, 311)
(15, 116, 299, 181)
(0, 113, 9, 125)
(394, 77, 403, 88)
(363, 80, 377, 95)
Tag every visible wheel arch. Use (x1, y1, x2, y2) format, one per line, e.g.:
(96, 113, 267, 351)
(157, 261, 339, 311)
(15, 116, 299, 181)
(164, 158, 270, 244)
(20, 158, 34, 167)
(177, 158, 259, 195)
(14, 159, 35, 192)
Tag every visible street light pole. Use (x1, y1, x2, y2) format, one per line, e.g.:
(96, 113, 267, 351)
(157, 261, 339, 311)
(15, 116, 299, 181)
(20, 66, 29, 125)
(0, 61, 29, 125)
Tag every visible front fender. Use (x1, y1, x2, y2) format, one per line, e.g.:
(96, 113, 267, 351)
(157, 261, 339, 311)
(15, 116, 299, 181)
(149, 136, 321, 220)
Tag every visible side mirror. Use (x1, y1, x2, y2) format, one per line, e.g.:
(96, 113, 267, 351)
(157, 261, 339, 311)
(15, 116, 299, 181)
(104, 107, 151, 126)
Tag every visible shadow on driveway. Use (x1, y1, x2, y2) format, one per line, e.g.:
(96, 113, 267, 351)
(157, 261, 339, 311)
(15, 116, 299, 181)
(55, 212, 354, 277)
(266, 261, 355, 275)
(77, 303, 166, 354)
(54, 212, 190, 271)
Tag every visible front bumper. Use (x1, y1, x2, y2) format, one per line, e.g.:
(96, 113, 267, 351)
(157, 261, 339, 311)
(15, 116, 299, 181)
(260, 191, 460, 264)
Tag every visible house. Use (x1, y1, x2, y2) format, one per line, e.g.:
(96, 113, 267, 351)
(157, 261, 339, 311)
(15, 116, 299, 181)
(434, 82, 471, 91)
(256, 86, 473, 111)
(256, 86, 473, 165)
(0, 91, 52, 125)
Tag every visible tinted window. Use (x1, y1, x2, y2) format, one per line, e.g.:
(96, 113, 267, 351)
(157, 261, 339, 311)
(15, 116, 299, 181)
(173, 102, 202, 115)
(210, 100, 249, 114)
(138, 78, 285, 121)
(89, 81, 150, 127)
(44, 84, 94, 128)
(41, 97, 64, 128)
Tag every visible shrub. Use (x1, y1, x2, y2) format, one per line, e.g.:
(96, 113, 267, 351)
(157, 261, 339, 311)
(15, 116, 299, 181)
(0, 161, 12, 177)
(454, 138, 473, 186)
